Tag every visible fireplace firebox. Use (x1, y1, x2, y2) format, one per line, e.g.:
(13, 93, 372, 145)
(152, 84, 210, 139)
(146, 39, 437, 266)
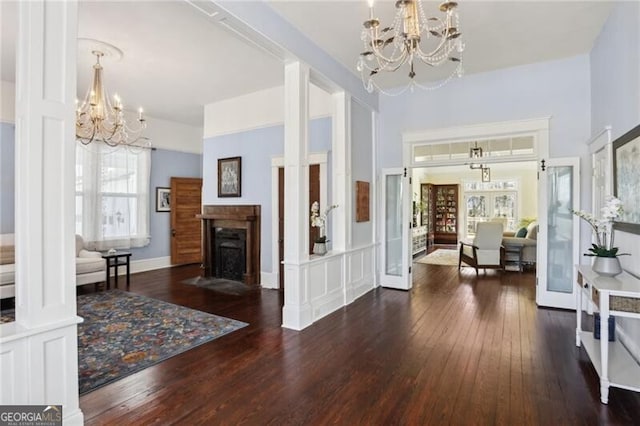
(214, 228, 246, 281)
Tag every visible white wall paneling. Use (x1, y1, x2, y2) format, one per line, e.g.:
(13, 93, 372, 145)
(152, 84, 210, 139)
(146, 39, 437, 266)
(290, 245, 376, 325)
(281, 61, 313, 330)
(331, 92, 351, 252)
(0, 2, 83, 423)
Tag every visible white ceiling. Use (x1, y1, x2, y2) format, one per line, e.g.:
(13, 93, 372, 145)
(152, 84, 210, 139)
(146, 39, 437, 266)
(1, 1, 614, 127)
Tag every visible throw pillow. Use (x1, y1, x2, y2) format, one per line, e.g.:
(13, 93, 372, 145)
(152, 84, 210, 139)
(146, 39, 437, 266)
(515, 227, 528, 238)
(525, 222, 538, 240)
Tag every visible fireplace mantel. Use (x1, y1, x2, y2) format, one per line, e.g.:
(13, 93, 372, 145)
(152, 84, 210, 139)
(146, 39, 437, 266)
(199, 205, 261, 285)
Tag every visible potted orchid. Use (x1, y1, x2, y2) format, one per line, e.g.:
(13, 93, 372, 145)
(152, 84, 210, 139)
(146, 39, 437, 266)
(310, 201, 338, 255)
(571, 196, 628, 276)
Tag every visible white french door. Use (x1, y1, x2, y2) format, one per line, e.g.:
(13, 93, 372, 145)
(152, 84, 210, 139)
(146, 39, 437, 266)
(380, 168, 412, 290)
(536, 157, 580, 309)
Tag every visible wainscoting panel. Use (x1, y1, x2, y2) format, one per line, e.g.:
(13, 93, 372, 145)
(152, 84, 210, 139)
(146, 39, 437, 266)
(0, 337, 28, 403)
(347, 245, 376, 304)
(294, 244, 376, 327)
(0, 320, 83, 424)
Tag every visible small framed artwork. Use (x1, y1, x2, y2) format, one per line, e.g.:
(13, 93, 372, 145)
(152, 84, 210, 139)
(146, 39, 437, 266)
(218, 156, 242, 197)
(156, 187, 171, 212)
(613, 123, 640, 234)
(481, 167, 491, 183)
(356, 181, 370, 222)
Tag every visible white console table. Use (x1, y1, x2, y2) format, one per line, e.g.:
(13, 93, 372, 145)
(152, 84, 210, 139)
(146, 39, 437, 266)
(575, 265, 640, 404)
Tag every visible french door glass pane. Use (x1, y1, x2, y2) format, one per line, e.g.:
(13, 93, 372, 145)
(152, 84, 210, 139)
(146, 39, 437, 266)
(385, 175, 402, 276)
(546, 166, 574, 293)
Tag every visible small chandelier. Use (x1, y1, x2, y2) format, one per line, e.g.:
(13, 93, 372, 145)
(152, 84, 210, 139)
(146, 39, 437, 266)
(76, 51, 149, 148)
(469, 141, 483, 169)
(357, 0, 464, 95)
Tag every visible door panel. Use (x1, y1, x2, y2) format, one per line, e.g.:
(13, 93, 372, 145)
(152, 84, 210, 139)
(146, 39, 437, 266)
(537, 158, 580, 309)
(278, 167, 284, 289)
(380, 168, 411, 290)
(170, 177, 203, 265)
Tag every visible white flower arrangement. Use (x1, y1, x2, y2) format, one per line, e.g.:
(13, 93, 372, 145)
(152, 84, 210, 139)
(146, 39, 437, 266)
(571, 196, 628, 258)
(310, 201, 338, 243)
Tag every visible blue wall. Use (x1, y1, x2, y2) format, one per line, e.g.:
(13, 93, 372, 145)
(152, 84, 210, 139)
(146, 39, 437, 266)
(378, 55, 592, 169)
(130, 148, 203, 260)
(590, 1, 640, 139)
(202, 117, 332, 274)
(0, 123, 15, 234)
(351, 100, 373, 248)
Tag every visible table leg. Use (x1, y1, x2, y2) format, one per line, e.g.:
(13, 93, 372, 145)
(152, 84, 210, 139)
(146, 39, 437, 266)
(576, 280, 582, 347)
(115, 261, 119, 289)
(126, 257, 130, 290)
(105, 259, 110, 290)
(600, 293, 610, 404)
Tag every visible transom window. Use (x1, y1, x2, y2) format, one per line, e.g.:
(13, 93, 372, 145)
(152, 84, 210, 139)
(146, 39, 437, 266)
(413, 136, 535, 164)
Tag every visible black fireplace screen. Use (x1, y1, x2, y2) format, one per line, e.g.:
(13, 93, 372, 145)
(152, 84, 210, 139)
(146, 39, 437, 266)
(214, 227, 246, 281)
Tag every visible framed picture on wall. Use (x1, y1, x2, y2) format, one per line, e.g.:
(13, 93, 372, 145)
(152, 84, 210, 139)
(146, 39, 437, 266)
(613, 123, 640, 234)
(218, 156, 242, 197)
(156, 187, 171, 212)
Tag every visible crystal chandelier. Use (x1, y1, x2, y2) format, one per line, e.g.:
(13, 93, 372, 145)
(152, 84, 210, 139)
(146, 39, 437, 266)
(357, 0, 465, 95)
(76, 51, 149, 148)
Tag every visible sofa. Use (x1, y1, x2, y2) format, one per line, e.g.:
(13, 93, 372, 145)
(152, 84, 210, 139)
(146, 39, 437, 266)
(502, 221, 538, 265)
(0, 234, 106, 299)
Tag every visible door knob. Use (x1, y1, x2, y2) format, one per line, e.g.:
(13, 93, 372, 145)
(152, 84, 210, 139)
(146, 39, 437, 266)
(172, 229, 176, 236)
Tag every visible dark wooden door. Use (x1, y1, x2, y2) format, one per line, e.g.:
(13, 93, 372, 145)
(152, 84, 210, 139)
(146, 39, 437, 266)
(278, 168, 284, 289)
(278, 164, 320, 289)
(170, 177, 202, 265)
(308, 165, 320, 254)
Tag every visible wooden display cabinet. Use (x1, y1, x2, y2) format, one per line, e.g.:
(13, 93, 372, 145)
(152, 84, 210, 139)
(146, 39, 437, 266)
(420, 184, 435, 248)
(433, 184, 458, 245)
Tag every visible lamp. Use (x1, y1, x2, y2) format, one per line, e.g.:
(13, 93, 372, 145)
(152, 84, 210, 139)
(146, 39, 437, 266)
(469, 141, 483, 169)
(76, 50, 149, 148)
(357, 0, 464, 95)
(481, 166, 491, 182)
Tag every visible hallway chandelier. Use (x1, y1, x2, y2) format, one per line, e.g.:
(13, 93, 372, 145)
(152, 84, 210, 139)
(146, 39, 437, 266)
(76, 50, 149, 148)
(357, 0, 464, 95)
(469, 141, 483, 169)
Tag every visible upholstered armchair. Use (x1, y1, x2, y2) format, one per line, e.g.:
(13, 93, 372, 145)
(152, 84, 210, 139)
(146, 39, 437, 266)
(458, 222, 505, 274)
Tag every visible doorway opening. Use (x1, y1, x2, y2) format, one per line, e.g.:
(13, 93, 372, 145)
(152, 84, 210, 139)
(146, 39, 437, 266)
(411, 161, 538, 269)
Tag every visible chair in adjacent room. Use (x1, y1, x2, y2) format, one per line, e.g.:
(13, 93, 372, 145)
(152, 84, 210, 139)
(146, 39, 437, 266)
(458, 221, 505, 274)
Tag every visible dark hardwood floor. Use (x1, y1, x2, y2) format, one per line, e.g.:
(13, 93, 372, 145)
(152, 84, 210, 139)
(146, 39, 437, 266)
(80, 263, 640, 425)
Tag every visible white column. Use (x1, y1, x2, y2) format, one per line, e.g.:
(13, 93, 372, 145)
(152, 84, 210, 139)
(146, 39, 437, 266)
(0, 1, 83, 424)
(281, 62, 312, 330)
(331, 92, 352, 252)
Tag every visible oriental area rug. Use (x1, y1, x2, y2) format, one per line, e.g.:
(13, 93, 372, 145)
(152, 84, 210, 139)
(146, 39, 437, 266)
(1, 290, 248, 394)
(77, 290, 247, 394)
(415, 248, 460, 266)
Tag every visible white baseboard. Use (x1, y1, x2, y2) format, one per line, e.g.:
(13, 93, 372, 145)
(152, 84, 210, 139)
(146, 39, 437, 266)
(260, 271, 278, 289)
(113, 256, 174, 276)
